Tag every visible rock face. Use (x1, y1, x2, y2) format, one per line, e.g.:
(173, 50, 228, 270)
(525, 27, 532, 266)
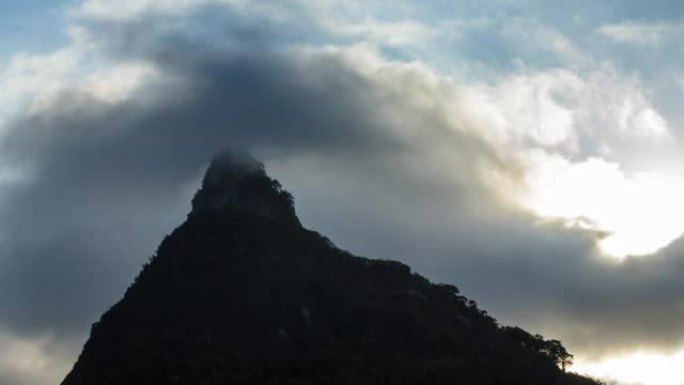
(61, 153, 601, 385)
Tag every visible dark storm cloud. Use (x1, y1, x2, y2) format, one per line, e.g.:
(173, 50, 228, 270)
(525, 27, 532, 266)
(0, 14, 503, 340)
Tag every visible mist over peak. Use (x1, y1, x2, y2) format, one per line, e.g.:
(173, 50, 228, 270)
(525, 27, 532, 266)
(191, 151, 300, 226)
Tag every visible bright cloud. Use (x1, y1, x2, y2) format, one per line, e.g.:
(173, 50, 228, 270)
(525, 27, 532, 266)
(574, 349, 684, 385)
(75, 0, 247, 19)
(521, 153, 684, 258)
(319, 19, 438, 46)
(0, 25, 160, 124)
(297, 44, 676, 259)
(467, 68, 668, 152)
(0, 28, 86, 125)
(598, 21, 670, 45)
(0, 332, 71, 385)
(456, 67, 678, 259)
(82, 63, 158, 103)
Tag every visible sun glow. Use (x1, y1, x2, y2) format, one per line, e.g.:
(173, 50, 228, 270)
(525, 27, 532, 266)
(574, 349, 684, 385)
(522, 154, 684, 258)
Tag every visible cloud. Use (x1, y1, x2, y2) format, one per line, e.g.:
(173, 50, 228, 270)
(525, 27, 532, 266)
(74, 0, 247, 20)
(598, 21, 670, 45)
(450, 67, 679, 259)
(0, 25, 161, 127)
(521, 153, 684, 257)
(0, 28, 85, 124)
(0, 332, 76, 385)
(574, 349, 684, 385)
(0, 13, 507, 342)
(465, 68, 668, 152)
(498, 21, 590, 66)
(319, 19, 438, 46)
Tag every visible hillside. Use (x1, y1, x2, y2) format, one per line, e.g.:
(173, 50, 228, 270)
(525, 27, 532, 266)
(61, 152, 602, 385)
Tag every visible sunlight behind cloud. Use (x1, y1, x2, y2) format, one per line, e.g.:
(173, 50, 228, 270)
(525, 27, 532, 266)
(522, 153, 684, 258)
(574, 349, 684, 385)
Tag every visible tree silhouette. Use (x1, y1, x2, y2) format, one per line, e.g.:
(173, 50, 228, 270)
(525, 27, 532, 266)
(502, 327, 574, 371)
(542, 339, 574, 372)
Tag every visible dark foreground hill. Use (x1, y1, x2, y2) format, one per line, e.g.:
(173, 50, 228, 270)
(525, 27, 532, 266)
(62, 152, 601, 385)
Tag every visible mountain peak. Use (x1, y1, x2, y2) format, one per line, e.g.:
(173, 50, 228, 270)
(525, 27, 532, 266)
(62, 152, 599, 385)
(190, 151, 300, 226)
(202, 151, 265, 180)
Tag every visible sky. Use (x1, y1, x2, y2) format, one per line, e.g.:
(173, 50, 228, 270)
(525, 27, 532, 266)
(4, 1, 684, 385)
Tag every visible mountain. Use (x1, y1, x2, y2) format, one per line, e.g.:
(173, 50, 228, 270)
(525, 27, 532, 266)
(61, 152, 602, 385)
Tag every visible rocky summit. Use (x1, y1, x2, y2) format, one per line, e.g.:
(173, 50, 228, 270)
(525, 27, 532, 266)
(61, 152, 602, 385)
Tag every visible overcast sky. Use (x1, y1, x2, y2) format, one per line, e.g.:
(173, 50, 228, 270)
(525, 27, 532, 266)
(4, 1, 684, 385)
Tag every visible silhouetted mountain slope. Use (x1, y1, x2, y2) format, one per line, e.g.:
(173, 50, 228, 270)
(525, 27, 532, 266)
(62, 152, 601, 385)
